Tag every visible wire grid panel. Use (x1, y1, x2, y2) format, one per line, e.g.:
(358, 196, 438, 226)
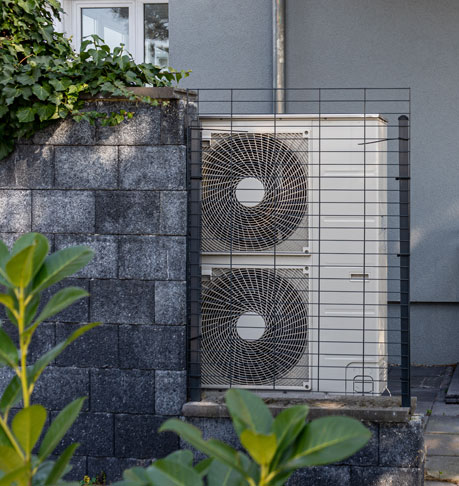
(187, 88, 410, 401)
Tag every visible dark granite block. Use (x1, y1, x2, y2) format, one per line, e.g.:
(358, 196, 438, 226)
(55, 323, 118, 368)
(32, 190, 95, 233)
(95, 191, 160, 234)
(55, 455, 87, 481)
(90, 279, 155, 325)
(160, 99, 185, 145)
(91, 369, 154, 413)
(96, 102, 160, 146)
(87, 457, 151, 483)
(32, 367, 89, 411)
(155, 281, 186, 325)
(55, 234, 118, 279)
(160, 191, 187, 235)
(119, 146, 186, 190)
(287, 466, 351, 486)
(349, 466, 424, 486)
(155, 370, 186, 416)
(340, 422, 378, 466)
(33, 118, 95, 145)
(118, 236, 160, 280)
(119, 325, 185, 370)
(51, 412, 113, 456)
(379, 416, 424, 468)
(55, 146, 118, 189)
(0, 145, 53, 189)
(0, 190, 31, 232)
(115, 414, 179, 458)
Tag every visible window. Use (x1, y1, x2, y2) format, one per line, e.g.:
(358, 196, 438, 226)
(62, 0, 169, 65)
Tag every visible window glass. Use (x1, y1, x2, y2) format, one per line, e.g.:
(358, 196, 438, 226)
(81, 7, 129, 51)
(144, 4, 169, 66)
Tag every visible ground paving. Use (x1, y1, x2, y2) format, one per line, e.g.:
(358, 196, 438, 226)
(404, 365, 459, 485)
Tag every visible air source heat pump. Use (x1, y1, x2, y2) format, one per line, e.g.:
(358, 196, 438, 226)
(199, 115, 388, 395)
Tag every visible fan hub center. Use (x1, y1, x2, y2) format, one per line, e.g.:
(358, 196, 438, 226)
(236, 312, 266, 341)
(235, 177, 265, 207)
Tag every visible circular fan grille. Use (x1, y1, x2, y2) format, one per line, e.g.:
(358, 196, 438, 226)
(202, 268, 308, 386)
(202, 133, 308, 251)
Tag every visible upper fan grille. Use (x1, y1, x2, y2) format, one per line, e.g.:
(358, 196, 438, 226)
(201, 267, 309, 388)
(202, 132, 309, 252)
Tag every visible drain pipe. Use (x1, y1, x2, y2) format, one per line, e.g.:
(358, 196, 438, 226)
(272, 0, 285, 114)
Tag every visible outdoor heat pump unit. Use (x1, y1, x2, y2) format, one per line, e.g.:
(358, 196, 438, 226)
(199, 115, 388, 395)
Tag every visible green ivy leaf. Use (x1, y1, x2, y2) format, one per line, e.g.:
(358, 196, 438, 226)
(32, 84, 51, 101)
(16, 106, 36, 123)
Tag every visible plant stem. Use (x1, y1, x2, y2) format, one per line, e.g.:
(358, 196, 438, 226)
(0, 416, 24, 460)
(17, 287, 30, 410)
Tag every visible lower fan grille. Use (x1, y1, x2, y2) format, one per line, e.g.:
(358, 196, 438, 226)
(201, 267, 309, 388)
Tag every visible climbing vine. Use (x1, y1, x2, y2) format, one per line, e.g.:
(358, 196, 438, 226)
(0, 0, 188, 159)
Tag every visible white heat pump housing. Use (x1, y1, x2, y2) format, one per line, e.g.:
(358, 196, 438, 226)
(199, 115, 388, 395)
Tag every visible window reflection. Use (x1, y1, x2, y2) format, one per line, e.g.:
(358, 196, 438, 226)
(82, 7, 129, 51)
(144, 4, 169, 66)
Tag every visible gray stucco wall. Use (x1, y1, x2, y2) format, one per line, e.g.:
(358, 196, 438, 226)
(285, 0, 459, 364)
(0, 95, 194, 480)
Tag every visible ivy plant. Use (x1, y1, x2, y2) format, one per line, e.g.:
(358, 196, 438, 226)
(0, 233, 99, 485)
(116, 389, 371, 486)
(0, 0, 189, 159)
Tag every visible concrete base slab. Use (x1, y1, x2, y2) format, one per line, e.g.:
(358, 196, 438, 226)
(425, 434, 459, 456)
(446, 365, 459, 404)
(431, 401, 459, 417)
(426, 455, 459, 482)
(426, 416, 459, 434)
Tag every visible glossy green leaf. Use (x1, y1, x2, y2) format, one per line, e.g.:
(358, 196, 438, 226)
(163, 449, 194, 467)
(0, 240, 9, 267)
(30, 322, 100, 384)
(159, 419, 251, 479)
(0, 294, 15, 313)
(32, 246, 94, 294)
(12, 404, 47, 454)
(0, 465, 28, 486)
(0, 328, 19, 367)
(29, 286, 89, 332)
(5, 244, 35, 288)
(194, 457, 213, 478)
(31, 84, 50, 101)
(0, 444, 23, 472)
(11, 233, 49, 279)
(207, 460, 247, 486)
(39, 397, 86, 460)
(240, 429, 277, 466)
(16, 106, 36, 123)
(0, 375, 22, 414)
(44, 443, 79, 485)
(225, 389, 273, 436)
(286, 416, 371, 468)
(147, 458, 203, 486)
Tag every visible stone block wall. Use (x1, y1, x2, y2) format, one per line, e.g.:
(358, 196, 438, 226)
(0, 90, 195, 480)
(183, 414, 425, 486)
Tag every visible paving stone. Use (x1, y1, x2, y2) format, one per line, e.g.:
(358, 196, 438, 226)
(115, 414, 179, 458)
(55, 234, 118, 278)
(350, 466, 424, 486)
(425, 433, 459, 456)
(96, 101, 160, 145)
(426, 415, 459, 434)
(426, 455, 459, 482)
(155, 370, 186, 415)
(55, 146, 118, 189)
(0, 190, 31, 232)
(32, 367, 89, 411)
(155, 281, 186, 325)
(95, 191, 160, 234)
(119, 325, 185, 370)
(32, 190, 95, 233)
(55, 323, 118, 368)
(445, 364, 459, 403)
(0, 145, 54, 188)
(91, 369, 154, 413)
(51, 412, 113, 456)
(42, 278, 90, 323)
(90, 279, 155, 324)
(33, 118, 95, 145)
(431, 401, 459, 417)
(380, 416, 425, 468)
(119, 146, 186, 190)
(160, 191, 187, 235)
(287, 466, 351, 486)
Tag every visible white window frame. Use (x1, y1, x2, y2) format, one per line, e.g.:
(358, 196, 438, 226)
(61, 0, 168, 64)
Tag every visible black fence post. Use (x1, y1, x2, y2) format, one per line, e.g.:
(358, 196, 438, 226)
(399, 115, 411, 407)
